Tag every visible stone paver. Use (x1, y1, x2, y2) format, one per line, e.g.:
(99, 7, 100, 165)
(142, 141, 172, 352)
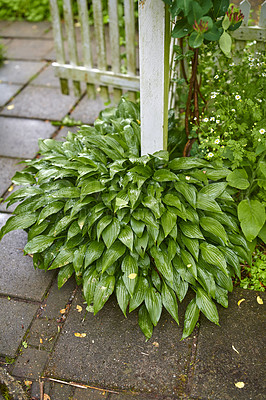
(30, 64, 61, 88)
(5, 39, 54, 60)
(12, 348, 48, 380)
(0, 298, 38, 358)
(0, 213, 55, 301)
(190, 288, 266, 400)
(44, 290, 193, 397)
(0, 157, 23, 196)
(26, 319, 59, 352)
(0, 60, 46, 84)
(0, 86, 79, 120)
(0, 83, 22, 106)
(0, 117, 56, 158)
(0, 21, 52, 38)
(73, 388, 108, 400)
(70, 96, 108, 125)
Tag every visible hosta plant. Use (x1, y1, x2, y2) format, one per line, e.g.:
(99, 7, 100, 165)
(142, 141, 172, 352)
(0, 99, 250, 339)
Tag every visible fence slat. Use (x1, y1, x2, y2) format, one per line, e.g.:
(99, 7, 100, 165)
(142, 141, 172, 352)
(259, 1, 266, 27)
(240, 0, 251, 27)
(92, 0, 109, 101)
(49, 0, 69, 94)
(63, 0, 81, 96)
(108, 0, 122, 102)
(124, 0, 136, 100)
(139, 0, 170, 155)
(77, 0, 95, 98)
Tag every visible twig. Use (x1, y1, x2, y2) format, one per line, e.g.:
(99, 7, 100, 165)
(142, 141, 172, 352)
(41, 377, 119, 394)
(39, 378, 44, 400)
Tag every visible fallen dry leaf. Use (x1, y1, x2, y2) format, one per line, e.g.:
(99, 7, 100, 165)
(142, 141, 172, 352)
(232, 345, 239, 354)
(60, 308, 66, 314)
(76, 305, 83, 312)
(257, 296, 263, 305)
(40, 338, 43, 344)
(8, 185, 14, 192)
(235, 382, 245, 388)
(44, 394, 51, 400)
(237, 298, 245, 307)
(7, 104, 14, 110)
(24, 381, 32, 387)
(74, 333, 86, 338)
(152, 342, 159, 347)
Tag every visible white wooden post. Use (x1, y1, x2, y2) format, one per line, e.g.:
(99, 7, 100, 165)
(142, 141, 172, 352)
(139, 0, 170, 156)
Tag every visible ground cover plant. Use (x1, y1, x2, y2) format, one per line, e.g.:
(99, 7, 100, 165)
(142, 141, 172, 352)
(238, 243, 266, 292)
(0, 98, 251, 339)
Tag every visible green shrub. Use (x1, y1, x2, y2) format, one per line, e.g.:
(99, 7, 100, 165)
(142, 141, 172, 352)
(0, 41, 5, 66)
(239, 244, 266, 292)
(0, 99, 250, 339)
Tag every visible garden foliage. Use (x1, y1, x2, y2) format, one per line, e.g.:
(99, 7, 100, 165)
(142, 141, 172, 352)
(0, 99, 251, 339)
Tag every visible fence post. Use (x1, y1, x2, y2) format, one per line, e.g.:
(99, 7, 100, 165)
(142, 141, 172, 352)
(139, 0, 170, 156)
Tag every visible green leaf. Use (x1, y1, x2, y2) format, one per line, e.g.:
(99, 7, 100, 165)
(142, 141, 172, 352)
(196, 287, 219, 325)
(169, 157, 209, 170)
(161, 210, 177, 238)
(258, 223, 266, 243)
(93, 274, 115, 314)
(97, 215, 113, 240)
(102, 241, 126, 273)
(52, 215, 73, 236)
(189, 32, 204, 48)
(180, 249, 197, 278)
(172, 19, 192, 39)
(83, 268, 99, 305)
(130, 217, 145, 238)
(129, 276, 149, 312)
(182, 298, 199, 339)
(49, 248, 74, 270)
(119, 226, 134, 251)
(73, 245, 86, 276)
(150, 246, 173, 282)
(196, 194, 222, 213)
(116, 278, 130, 317)
(163, 193, 182, 210)
(238, 200, 266, 242)
(0, 212, 37, 238)
(153, 169, 179, 182)
(122, 255, 138, 296)
(38, 202, 64, 224)
(219, 247, 241, 279)
(200, 243, 228, 276)
(58, 264, 74, 289)
(12, 171, 36, 185)
(128, 187, 141, 207)
(215, 286, 228, 308)
(197, 265, 216, 298)
(24, 235, 54, 254)
(180, 221, 204, 240)
(84, 241, 105, 268)
(145, 287, 162, 326)
(50, 187, 80, 199)
(199, 182, 227, 199)
(151, 269, 162, 291)
(200, 217, 228, 244)
(175, 182, 197, 208)
(173, 270, 188, 302)
(226, 169, 250, 190)
(102, 218, 121, 248)
(162, 283, 179, 325)
(138, 304, 153, 340)
(181, 234, 199, 260)
(81, 180, 105, 196)
(219, 30, 232, 56)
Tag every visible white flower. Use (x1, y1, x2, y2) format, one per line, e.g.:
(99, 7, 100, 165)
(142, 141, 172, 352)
(235, 95, 241, 100)
(229, 63, 235, 66)
(216, 120, 220, 124)
(203, 118, 209, 122)
(210, 128, 214, 133)
(257, 99, 262, 103)
(207, 152, 214, 158)
(210, 117, 215, 121)
(214, 139, 220, 144)
(258, 138, 261, 142)
(211, 94, 216, 99)
(259, 129, 265, 134)
(185, 176, 190, 180)
(214, 75, 219, 79)
(232, 109, 236, 112)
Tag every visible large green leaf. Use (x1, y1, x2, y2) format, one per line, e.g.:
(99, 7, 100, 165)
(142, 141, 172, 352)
(200, 243, 228, 276)
(119, 226, 134, 251)
(180, 249, 197, 278)
(12, 171, 36, 185)
(83, 268, 99, 305)
(73, 245, 86, 276)
(101, 241, 126, 273)
(180, 221, 204, 240)
(150, 246, 173, 282)
(84, 241, 105, 268)
(161, 210, 177, 238)
(175, 182, 197, 209)
(181, 234, 199, 260)
(226, 169, 250, 190)
(57, 264, 74, 289)
(219, 31, 232, 57)
(93, 274, 115, 314)
(97, 215, 113, 240)
(237, 200, 266, 241)
(81, 180, 105, 196)
(173, 270, 188, 302)
(0, 212, 37, 238)
(153, 169, 179, 182)
(24, 235, 54, 254)
(182, 298, 199, 339)
(122, 255, 138, 296)
(49, 248, 74, 270)
(199, 182, 227, 199)
(145, 287, 162, 326)
(116, 278, 130, 317)
(162, 283, 179, 324)
(129, 276, 149, 312)
(197, 265, 216, 298)
(138, 304, 153, 340)
(163, 193, 182, 210)
(169, 157, 209, 170)
(102, 218, 121, 248)
(52, 215, 73, 236)
(196, 287, 219, 325)
(130, 217, 145, 238)
(200, 216, 228, 244)
(218, 247, 241, 279)
(196, 194, 222, 213)
(38, 202, 64, 224)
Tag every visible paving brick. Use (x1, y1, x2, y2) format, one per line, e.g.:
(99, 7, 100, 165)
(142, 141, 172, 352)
(0, 213, 55, 301)
(73, 387, 108, 400)
(190, 288, 266, 400)
(0, 86, 79, 120)
(0, 21, 52, 38)
(0, 60, 46, 84)
(30, 64, 62, 88)
(70, 96, 108, 125)
(48, 382, 74, 400)
(54, 125, 80, 141)
(0, 83, 22, 106)
(26, 318, 59, 352)
(0, 157, 23, 196)
(0, 117, 56, 158)
(5, 39, 54, 61)
(0, 297, 38, 358)
(44, 289, 193, 397)
(12, 348, 48, 380)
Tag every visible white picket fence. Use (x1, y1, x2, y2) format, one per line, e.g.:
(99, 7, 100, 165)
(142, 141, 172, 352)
(50, 0, 266, 155)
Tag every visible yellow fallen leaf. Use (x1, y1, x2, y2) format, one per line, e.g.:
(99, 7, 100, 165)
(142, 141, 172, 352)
(137, 119, 141, 125)
(74, 333, 86, 338)
(235, 382, 245, 388)
(8, 185, 14, 192)
(257, 296, 263, 305)
(76, 305, 82, 312)
(128, 273, 137, 279)
(237, 298, 245, 307)
(152, 341, 159, 347)
(60, 308, 66, 314)
(7, 104, 14, 110)
(44, 394, 51, 400)
(24, 381, 32, 387)
(40, 338, 43, 344)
